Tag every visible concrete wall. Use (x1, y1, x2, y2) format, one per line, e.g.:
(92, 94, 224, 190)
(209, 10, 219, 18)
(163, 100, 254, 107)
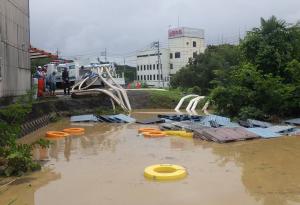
(0, 0, 31, 97)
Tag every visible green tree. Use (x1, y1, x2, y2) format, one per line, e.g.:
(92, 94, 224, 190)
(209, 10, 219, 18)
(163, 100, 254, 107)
(171, 44, 240, 94)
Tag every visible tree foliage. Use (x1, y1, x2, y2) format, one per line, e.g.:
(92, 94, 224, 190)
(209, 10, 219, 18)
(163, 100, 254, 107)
(171, 16, 300, 119)
(211, 16, 300, 118)
(170, 44, 240, 95)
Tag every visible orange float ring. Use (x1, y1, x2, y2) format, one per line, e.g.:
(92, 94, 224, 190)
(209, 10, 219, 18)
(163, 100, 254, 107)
(138, 128, 159, 133)
(46, 131, 69, 139)
(143, 131, 166, 138)
(63, 128, 85, 134)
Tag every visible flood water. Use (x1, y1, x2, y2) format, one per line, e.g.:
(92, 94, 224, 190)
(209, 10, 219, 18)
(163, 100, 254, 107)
(1, 110, 300, 205)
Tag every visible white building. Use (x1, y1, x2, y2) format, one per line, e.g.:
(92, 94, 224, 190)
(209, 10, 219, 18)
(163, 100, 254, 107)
(0, 0, 31, 97)
(136, 27, 206, 87)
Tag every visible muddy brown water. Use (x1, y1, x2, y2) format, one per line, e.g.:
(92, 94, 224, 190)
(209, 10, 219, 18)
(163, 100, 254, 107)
(1, 109, 300, 205)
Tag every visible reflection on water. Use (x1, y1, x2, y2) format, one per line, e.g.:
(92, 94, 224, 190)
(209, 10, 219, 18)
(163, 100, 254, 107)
(1, 110, 300, 205)
(203, 138, 300, 205)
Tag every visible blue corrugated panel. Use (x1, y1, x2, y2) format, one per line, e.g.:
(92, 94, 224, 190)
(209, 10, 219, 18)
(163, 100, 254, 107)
(266, 125, 296, 134)
(247, 119, 273, 128)
(70, 115, 99, 122)
(285, 118, 300, 126)
(200, 115, 231, 127)
(246, 128, 281, 138)
(224, 122, 241, 128)
(113, 114, 136, 123)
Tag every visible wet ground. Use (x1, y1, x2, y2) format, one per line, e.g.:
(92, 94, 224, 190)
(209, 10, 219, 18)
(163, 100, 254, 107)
(1, 110, 300, 205)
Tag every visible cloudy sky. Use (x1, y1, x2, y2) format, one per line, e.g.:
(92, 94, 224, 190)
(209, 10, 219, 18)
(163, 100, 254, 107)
(30, 0, 300, 64)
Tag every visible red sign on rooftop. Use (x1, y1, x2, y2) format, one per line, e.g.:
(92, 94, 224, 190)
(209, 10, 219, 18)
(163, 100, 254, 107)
(168, 28, 183, 39)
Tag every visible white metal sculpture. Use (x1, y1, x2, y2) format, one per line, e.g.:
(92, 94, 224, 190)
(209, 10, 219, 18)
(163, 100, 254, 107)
(175, 94, 208, 114)
(71, 64, 132, 112)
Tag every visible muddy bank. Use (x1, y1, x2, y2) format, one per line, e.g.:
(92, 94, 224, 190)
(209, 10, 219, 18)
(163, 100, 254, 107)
(27, 90, 179, 120)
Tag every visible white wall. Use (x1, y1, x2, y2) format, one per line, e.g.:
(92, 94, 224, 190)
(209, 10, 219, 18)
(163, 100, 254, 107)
(136, 48, 169, 87)
(136, 27, 206, 88)
(0, 0, 31, 97)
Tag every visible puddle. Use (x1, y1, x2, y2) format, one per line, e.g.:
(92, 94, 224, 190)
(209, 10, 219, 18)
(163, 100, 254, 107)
(1, 109, 300, 205)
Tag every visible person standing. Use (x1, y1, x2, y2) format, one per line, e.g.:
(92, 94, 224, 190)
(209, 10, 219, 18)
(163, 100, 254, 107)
(47, 71, 57, 96)
(62, 67, 70, 95)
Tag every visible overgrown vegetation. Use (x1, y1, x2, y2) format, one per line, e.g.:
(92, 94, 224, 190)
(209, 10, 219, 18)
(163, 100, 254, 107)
(0, 91, 50, 176)
(171, 16, 300, 119)
(148, 90, 183, 108)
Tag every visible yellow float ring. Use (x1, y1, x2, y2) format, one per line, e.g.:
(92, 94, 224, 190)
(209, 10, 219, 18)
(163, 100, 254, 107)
(63, 128, 85, 134)
(138, 128, 159, 133)
(46, 131, 69, 139)
(144, 164, 187, 180)
(143, 131, 166, 138)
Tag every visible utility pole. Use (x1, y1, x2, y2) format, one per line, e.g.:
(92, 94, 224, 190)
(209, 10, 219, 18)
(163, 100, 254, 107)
(123, 57, 126, 81)
(152, 41, 163, 87)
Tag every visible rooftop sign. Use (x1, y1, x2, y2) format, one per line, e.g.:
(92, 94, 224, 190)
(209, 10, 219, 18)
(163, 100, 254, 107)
(168, 27, 204, 39)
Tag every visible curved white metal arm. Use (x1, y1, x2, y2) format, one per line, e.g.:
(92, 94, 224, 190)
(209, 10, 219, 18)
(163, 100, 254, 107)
(191, 96, 205, 112)
(175, 94, 199, 111)
(71, 65, 132, 113)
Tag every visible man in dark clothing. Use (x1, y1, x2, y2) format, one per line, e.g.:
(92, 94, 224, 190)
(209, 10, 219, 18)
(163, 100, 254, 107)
(62, 67, 70, 95)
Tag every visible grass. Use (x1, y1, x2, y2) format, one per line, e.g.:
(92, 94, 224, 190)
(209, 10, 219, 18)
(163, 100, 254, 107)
(147, 89, 183, 109)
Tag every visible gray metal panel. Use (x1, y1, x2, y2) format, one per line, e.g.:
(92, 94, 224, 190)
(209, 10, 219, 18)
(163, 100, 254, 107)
(70, 115, 98, 122)
(247, 119, 273, 128)
(200, 115, 231, 127)
(246, 128, 281, 138)
(266, 125, 296, 134)
(285, 118, 300, 126)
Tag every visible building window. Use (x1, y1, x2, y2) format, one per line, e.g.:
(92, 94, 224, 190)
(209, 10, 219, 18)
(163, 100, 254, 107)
(157, 64, 159, 70)
(137, 66, 139, 71)
(153, 64, 155, 70)
(170, 53, 173, 59)
(193, 41, 197, 47)
(150, 75, 152, 80)
(144, 65, 146, 70)
(150, 64, 152, 70)
(144, 75, 146, 80)
(137, 75, 139, 80)
(147, 75, 149, 80)
(193, 52, 197, 58)
(161, 74, 163, 80)
(175, 52, 180, 58)
(170, 63, 173, 69)
(147, 65, 149, 70)
(157, 74, 159, 80)
(153, 75, 155, 80)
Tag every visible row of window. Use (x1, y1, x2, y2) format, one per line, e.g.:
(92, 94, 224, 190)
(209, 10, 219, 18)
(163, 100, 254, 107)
(137, 64, 162, 71)
(169, 52, 181, 59)
(137, 74, 165, 81)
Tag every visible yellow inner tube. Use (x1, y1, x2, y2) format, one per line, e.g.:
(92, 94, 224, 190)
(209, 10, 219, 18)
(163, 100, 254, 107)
(46, 131, 70, 139)
(162, 131, 193, 138)
(144, 164, 187, 180)
(143, 131, 166, 138)
(63, 128, 85, 134)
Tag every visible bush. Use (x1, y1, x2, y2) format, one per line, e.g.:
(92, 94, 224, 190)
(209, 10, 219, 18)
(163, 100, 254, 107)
(0, 89, 50, 177)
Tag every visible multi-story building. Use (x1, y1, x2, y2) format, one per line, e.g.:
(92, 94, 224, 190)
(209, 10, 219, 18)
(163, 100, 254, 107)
(136, 27, 205, 87)
(0, 0, 31, 97)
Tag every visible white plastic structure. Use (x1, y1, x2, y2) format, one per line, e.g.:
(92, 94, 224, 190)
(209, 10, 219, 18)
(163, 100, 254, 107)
(71, 64, 132, 112)
(175, 94, 207, 114)
(175, 95, 199, 111)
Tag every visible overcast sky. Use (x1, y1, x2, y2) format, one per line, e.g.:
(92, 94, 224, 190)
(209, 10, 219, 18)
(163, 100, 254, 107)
(30, 0, 300, 64)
